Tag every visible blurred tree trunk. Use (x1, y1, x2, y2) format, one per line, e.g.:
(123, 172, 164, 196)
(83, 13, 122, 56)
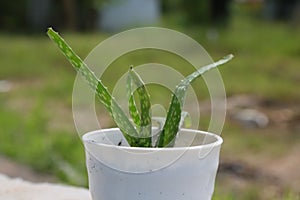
(27, 0, 51, 31)
(62, 0, 76, 30)
(210, 0, 231, 25)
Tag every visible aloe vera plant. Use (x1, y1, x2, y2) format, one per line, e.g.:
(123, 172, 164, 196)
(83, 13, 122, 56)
(47, 28, 233, 148)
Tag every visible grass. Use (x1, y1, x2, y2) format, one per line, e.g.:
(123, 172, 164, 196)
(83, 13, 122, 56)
(0, 4, 300, 199)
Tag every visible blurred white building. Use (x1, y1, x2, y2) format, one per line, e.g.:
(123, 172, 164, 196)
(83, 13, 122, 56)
(98, 0, 160, 32)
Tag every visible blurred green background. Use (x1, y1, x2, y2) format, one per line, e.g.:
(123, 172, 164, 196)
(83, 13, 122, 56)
(0, 0, 300, 199)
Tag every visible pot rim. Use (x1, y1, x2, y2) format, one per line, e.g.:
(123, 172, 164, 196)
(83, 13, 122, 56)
(82, 128, 223, 151)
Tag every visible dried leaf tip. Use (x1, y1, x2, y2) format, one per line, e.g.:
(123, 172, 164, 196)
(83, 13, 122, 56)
(47, 27, 55, 34)
(224, 54, 234, 60)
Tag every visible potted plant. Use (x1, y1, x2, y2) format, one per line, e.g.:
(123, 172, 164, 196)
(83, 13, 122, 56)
(47, 28, 233, 200)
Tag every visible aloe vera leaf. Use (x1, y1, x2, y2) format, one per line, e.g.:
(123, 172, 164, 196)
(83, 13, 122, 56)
(155, 94, 181, 147)
(157, 54, 233, 147)
(126, 67, 141, 127)
(127, 67, 152, 143)
(47, 28, 150, 147)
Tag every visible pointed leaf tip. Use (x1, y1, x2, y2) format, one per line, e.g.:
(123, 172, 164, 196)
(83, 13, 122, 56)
(225, 54, 234, 59)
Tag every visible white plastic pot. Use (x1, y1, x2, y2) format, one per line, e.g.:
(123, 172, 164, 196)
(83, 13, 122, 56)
(83, 128, 223, 200)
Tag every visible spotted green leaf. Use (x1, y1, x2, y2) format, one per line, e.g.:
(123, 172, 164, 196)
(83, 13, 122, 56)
(47, 28, 150, 147)
(156, 55, 234, 147)
(126, 67, 152, 145)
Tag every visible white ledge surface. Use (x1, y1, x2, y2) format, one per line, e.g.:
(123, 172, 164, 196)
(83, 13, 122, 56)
(0, 173, 91, 200)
